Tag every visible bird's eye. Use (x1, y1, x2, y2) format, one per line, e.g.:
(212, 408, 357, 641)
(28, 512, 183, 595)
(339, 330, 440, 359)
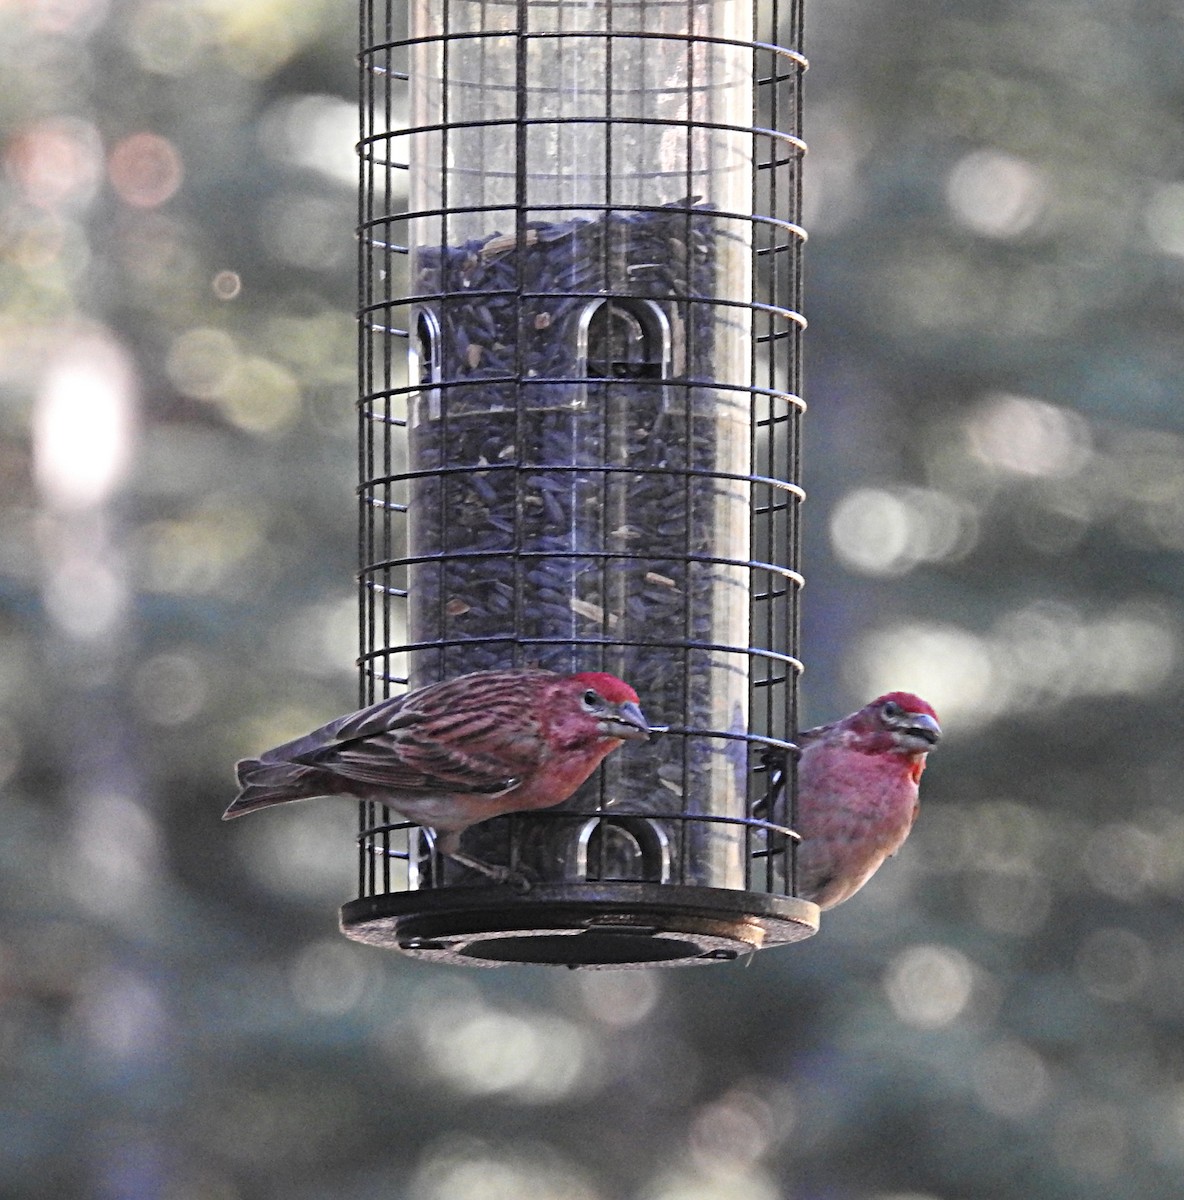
(582, 689, 602, 709)
(882, 700, 901, 719)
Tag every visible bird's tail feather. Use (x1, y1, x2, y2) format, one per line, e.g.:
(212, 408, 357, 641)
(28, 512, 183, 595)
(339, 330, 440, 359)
(224, 759, 315, 819)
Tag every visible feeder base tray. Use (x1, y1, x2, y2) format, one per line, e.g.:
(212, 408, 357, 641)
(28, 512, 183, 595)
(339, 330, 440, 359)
(340, 882, 818, 968)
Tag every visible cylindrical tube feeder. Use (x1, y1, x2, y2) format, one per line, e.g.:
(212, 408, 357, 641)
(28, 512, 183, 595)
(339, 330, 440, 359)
(344, 0, 815, 967)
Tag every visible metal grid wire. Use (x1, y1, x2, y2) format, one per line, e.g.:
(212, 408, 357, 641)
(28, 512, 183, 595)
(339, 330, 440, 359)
(356, 0, 806, 901)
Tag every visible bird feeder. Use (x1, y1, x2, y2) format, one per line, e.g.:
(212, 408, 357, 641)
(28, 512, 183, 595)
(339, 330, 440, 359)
(343, 0, 816, 966)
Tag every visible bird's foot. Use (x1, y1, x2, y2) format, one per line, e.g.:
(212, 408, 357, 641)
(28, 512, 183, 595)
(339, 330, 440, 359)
(445, 849, 536, 894)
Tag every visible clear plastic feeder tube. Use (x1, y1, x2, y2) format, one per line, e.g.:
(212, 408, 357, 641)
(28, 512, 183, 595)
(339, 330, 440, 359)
(376, 0, 800, 892)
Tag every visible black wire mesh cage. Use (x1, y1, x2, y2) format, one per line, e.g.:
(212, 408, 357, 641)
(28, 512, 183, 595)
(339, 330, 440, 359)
(342, 0, 816, 967)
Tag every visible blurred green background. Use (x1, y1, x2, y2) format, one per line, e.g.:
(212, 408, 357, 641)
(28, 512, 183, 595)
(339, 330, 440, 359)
(3, 1, 1183, 1198)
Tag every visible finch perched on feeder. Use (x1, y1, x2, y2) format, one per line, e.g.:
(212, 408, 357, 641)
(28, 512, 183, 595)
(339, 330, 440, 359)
(226, 668, 649, 882)
(792, 692, 941, 910)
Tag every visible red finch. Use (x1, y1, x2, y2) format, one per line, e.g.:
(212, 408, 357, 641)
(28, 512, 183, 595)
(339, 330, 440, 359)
(793, 691, 941, 910)
(226, 668, 649, 881)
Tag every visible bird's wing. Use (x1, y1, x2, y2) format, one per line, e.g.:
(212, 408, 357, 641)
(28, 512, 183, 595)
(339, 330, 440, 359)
(796, 717, 840, 746)
(284, 685, 544, 796)
(750, 720, 839, 819)
(251, 692, 414, 765)
(328, 716, 525, 794)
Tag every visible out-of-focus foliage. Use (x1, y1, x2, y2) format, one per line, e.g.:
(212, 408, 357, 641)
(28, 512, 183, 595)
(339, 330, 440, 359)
(1, 1, 1183, 1198)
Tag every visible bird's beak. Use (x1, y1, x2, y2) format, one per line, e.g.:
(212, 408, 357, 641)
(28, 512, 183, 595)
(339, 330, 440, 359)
(907, 711, 942, 746)
(601, 699, 651, 741)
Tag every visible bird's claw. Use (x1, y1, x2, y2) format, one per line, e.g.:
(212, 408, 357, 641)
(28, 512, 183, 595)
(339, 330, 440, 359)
(445, 848, 536, 893)
(475, 862, 538, 894)
(503, 866, 537, 895)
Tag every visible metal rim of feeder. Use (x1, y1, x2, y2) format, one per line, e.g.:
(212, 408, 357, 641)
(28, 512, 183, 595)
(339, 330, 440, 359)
(346, 0, 815, 968)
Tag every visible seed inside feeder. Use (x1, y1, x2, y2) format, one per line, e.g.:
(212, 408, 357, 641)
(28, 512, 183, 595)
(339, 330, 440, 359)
(403, 202, 758, 884)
